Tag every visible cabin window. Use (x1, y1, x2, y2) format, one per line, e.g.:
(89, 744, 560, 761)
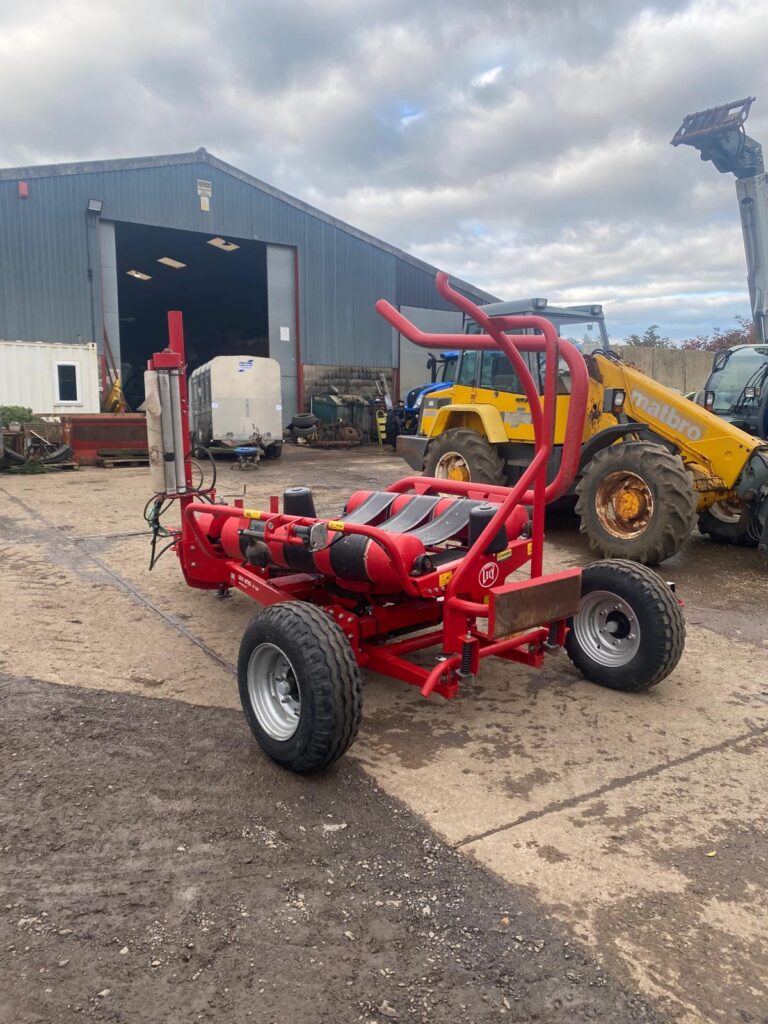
(55, 362, 80, 404)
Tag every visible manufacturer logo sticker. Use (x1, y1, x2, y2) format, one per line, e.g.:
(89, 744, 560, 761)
(478, 562, 500, 588)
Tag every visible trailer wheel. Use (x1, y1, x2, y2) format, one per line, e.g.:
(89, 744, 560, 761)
(698, 499, 757, 547)
(566, 560, 684, 692)
(576, 442, 696, 564)
(263, 443, 283, 460)
(238, 602, 362, 773)
(422, 428, 505, 484)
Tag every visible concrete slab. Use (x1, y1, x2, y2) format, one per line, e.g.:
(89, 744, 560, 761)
(462, 735, 768, 1023)
(2, 449, 767, 1023)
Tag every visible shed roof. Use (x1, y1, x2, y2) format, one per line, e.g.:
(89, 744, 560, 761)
(0, 148, 497, 304)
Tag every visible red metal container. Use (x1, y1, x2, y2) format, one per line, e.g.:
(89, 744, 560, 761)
(60, 413, 147, 465)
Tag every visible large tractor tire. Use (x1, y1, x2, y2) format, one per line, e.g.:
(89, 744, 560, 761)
(238, 602, 362, 773)
(698, 499, 757, 547)
(566, 560, 685, 692)
(575, 442, 696, 565)
(422, 428, 505, 484)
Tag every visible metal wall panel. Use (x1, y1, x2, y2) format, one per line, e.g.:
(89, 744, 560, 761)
(266, 244, 297, 424)
(0, 155, 495, 371)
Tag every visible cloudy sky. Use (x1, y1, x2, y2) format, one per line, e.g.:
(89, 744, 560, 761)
(1, 0, 767, 340)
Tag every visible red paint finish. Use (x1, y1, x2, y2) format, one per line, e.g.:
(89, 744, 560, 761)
(149, 275, 589, 702)
(18, 181, 28, 199)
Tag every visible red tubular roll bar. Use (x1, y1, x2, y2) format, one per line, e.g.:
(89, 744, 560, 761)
(375, 271, 589, 586)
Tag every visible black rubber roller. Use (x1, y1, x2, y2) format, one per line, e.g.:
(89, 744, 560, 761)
(468, 503, 507, 554)
(283, 486, 316, 518)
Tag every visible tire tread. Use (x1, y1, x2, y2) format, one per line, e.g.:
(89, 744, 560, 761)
(575, 443, 696, 565)
(566, 559, 685, 692)
(422, 428, 505, 484)
(238, 602, 362, 772)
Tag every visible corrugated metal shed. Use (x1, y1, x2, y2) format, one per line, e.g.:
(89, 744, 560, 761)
(0, 149, 497, 370)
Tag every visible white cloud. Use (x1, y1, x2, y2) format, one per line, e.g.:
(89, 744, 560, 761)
(0, 0, 765, 339)
(471, 65, 503, 88)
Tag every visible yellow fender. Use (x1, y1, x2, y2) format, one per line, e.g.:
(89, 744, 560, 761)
(425, 403, 508, 444)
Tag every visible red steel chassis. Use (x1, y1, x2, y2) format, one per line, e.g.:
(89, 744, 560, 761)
(148, 273, 590, 700)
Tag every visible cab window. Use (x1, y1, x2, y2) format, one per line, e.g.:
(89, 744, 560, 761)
(479, 352, 523, 393)
(536, 352, 572, 395)
(456, 350, 479, 386)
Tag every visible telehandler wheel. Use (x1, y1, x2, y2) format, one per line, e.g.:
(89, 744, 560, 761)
(566, 560, 684, 692)
(422, 428, 505, 484)
(698, 500, 757, 547)
(237, 602, 362, 773)
(575, 442, 696, 565)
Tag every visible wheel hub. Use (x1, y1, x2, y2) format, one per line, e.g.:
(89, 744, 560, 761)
(247, 643, 301, 741)
(595, 470, 654, 539)
(708, 498, 743, 525)
(434, 451, 471, 482)
(572, 590, 641, 667)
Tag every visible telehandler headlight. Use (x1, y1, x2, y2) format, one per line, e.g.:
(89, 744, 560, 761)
(745, 386, 758, 400)
(612, 389, 626, 413)
(704, 390, 716, 412)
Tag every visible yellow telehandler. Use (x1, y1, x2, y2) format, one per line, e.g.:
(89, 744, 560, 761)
(396, 298, 768, 564)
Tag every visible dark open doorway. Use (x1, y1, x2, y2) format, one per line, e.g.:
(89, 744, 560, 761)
(114, 223, 268, 408)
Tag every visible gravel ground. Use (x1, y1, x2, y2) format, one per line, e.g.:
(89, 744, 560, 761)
(0, 675, 664, 1024)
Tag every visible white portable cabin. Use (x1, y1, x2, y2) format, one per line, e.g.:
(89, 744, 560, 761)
(189, 355, 283, 450)
(0, 340, 100, 414)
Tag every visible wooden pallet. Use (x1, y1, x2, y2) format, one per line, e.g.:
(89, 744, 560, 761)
(98, 456, 149, 469)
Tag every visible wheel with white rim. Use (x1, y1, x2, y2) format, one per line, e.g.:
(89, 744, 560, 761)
(566, 559, 684, 691)
(698, 498, 757, 547)
(422, 428, 505, 484)
(237, 602, 362, 772)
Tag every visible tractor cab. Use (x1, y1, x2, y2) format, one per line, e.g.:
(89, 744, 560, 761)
(700, 344, 768, 439)
(414, 298, 609, 446)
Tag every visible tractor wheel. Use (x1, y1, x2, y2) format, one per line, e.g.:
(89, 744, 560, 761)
(698, 499, 757, 547)
(566, 560, 684, 692)
(575, 442, 696, 565)
(238, 602, 362, 773)
(422, 428, 505, 484)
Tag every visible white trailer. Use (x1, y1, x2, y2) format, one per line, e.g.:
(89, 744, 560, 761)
(189, 355, 283, 457)
(0, 340, 100, 414)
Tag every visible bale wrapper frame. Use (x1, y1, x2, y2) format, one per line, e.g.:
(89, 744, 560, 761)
(144, 273, 684, 772)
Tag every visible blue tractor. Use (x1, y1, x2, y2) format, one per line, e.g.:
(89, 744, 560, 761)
(389, 351, 458, 444)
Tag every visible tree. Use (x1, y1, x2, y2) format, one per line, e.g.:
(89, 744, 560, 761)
(680, 316, 755, 352)
(624, 324, 674, 349)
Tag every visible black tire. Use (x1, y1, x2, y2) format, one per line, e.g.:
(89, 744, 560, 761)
(566, 559, 685, 692)
(575, 442, 696, 565)
(1, 447, 26, 466)
(291, 424, 318, 439)
(41, 443, 74, 465)
(237, 602, 362, 773)
(422, 428, 505, 484)
(291, 413, 318, 430)
(698, 501, 757, 547)
(263, 443, 283, 460)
